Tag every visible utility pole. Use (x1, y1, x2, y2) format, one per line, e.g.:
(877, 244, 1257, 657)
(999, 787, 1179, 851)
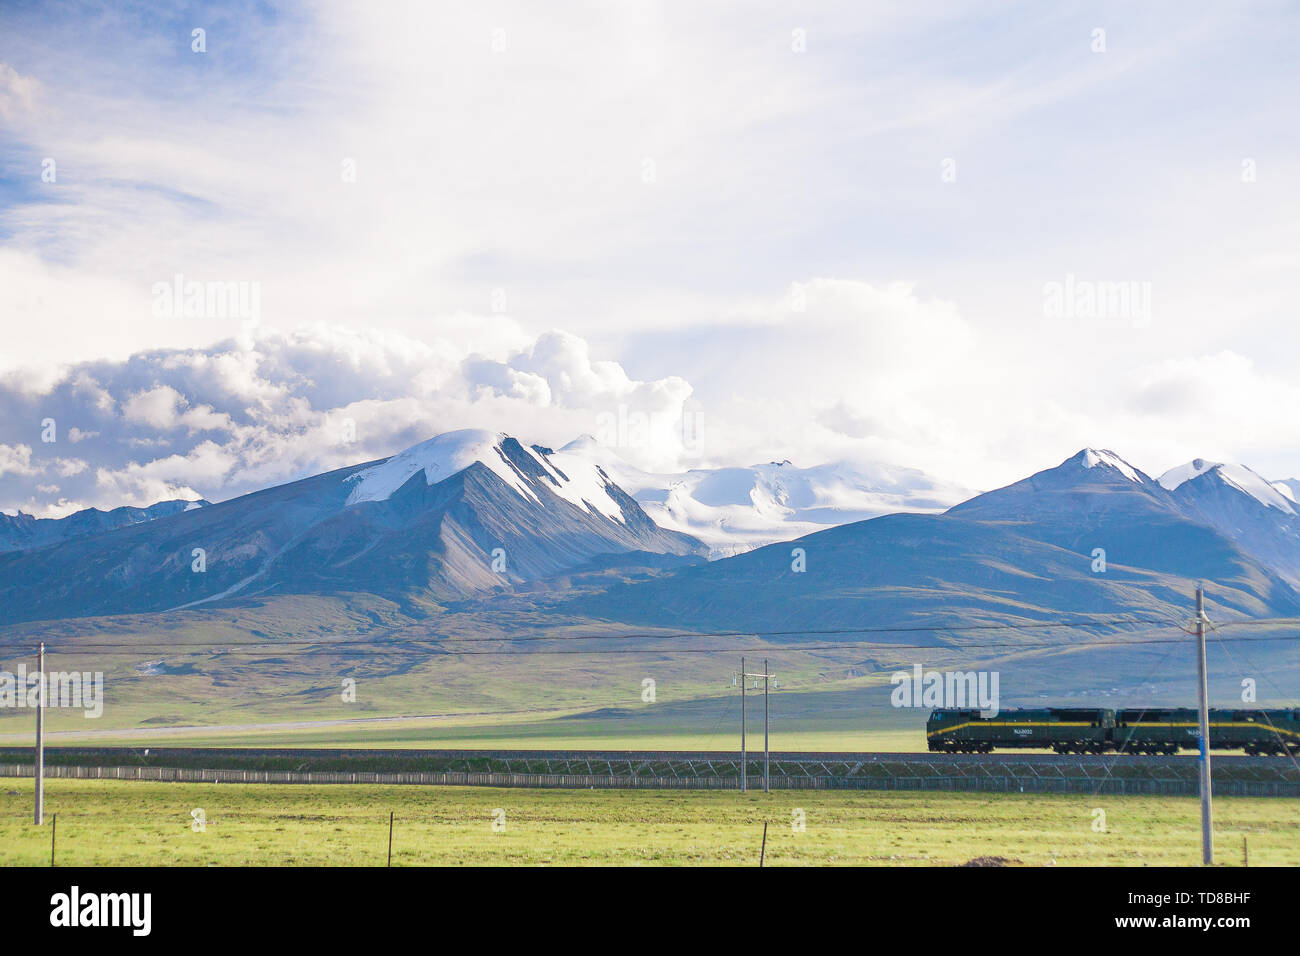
(740, 657, 746, 793)
(737, 659, 776, 793)
(35, 642, 44, 826)
(1195, 586, 1213, 865)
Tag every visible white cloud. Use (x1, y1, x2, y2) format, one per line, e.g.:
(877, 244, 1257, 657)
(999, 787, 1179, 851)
(122, 386, 185, 429)
(0, 443, 37, 477)
(1, 2, 1298, 501)
(122, 385, 232, 434)
(0, 62, 37, 119)
(0, 322, 701, 511)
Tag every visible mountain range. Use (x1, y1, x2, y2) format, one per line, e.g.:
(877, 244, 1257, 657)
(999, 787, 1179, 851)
(0, 499, 206, 554)
(569, 448, 1300, 636)
(0, 430, 702, 623)
(1, 432, 1298, 636)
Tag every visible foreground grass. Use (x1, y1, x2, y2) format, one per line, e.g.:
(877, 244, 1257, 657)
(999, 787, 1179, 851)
(0, 779, 1292, 866)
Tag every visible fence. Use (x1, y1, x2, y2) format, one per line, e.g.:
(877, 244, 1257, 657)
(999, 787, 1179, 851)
(4, 763, 1299, 796)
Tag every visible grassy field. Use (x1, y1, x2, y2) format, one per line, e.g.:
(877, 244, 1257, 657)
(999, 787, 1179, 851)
(6, 641, 1282, 753)
(0, 778, 1292, 866)
(3, 599, 1295, 757)
(0, 710, 927, 752)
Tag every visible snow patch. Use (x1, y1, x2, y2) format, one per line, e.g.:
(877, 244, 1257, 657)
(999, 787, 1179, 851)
(344, 429, 629, 523)
(1080, 448, 1142, 483)
(1157, 458, 1218, 491)
(1159, 459, 1296, 514)
(345, 429, 540, 506)
(1213, 463, 1297, 514)
(558, 438, 973, 554)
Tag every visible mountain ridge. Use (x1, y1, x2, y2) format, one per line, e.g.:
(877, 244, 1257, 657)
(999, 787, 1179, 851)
(2, 438, 1299, 633)
(0, 431, 704, 624)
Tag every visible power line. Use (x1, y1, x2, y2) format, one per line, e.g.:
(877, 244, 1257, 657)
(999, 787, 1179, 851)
(9, 628, 1300, 657)
(0, 614, 1188, 653)
(0, 614, 1186, 652)
(2, 614, 1297, 657)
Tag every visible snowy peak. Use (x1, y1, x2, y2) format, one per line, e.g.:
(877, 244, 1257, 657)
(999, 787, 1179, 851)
(555, 437, 974, 555)
(1073, 448, 1145, 483)
(1274, 479, 1300, 504)
(559, 434, 600, 454)
(1157, 457, 1218, 491)
(1160, 459, 1297, 515)
(343, 428, 632, 524)
(345, 429, 534, 506)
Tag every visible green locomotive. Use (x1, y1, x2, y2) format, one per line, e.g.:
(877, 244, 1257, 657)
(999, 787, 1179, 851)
(926, 707, 1300, 755)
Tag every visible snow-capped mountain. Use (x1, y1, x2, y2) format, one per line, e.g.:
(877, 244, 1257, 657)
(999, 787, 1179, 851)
(1275, 478, 1300, 503)
(946, 447, 1172, 527)
(557, 435, 974, 557)
(950, 447, 1300, 587)
(1159, 459, 1296, 514)
(574, 447, 1300, 635)
(1158, 459, 1300, 585)
(3, 436, 1300, 630)
(0, 430, 703, 623)
(1078, 447, 1145, 483)
(345, 429, 634, 524)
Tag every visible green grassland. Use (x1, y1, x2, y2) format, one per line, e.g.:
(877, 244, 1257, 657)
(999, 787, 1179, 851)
(0, 778, 1292, 866)
(2, 594, 1295, 753)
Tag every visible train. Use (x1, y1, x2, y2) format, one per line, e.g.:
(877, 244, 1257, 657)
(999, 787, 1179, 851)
(926, 707, 1300, 755)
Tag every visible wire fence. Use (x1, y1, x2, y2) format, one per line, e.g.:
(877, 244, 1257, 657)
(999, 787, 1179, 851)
(4, 760, 1299, 796)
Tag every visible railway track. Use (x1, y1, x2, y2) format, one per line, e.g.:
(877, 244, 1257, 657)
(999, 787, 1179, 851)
(0, 745, 1292, 765)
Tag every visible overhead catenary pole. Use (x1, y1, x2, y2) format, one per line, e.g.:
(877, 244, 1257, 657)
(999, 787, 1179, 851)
(764, 658, 770, 793)
(35, 641, 44, 826)
(1195, 586, 1213, 865)
(740, 657, 746, 793)
(737, 660, 776, 794)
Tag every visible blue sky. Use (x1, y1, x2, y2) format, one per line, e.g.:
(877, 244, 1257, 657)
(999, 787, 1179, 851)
(1, 1, 1298, 514)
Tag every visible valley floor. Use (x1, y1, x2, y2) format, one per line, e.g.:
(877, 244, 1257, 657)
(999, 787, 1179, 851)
(0, 779, 1293, 866)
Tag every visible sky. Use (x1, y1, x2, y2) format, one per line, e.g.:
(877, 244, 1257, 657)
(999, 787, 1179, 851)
(1, 0, 1298, 516)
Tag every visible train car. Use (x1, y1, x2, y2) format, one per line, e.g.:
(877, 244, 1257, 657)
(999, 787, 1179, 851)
(926, 708, 1112, 753)
(1112, 708, 1196, 754)
(929, 706, 1300, 754)
(1116, 708, 1300, 755)
(1218, 708, 1300, 754)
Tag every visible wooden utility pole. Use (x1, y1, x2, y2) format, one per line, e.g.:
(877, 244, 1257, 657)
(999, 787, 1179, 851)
(1195, 586, 1213, 865)
(34, 642, 44, 826)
